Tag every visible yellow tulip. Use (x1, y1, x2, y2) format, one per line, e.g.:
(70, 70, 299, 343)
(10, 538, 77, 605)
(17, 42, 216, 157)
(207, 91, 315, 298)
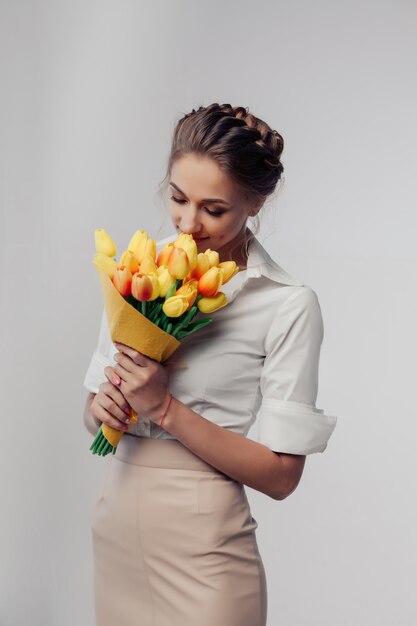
(93, 252, 118, 278)
(139, 256, 158, 274)
(162, 295, 189, 317)
(119, 250, 139, 274)
(203, 248, 220, 268)
(197, 292, 228, 313)
(218, 261, 239, 284)
(95, 228, 117, 257)
(188, 253, 210, 280)
(134, 235, 157, 263)
(198, 266, 223, 297)
(156, 242, 175, 267)
(156, 266, 177, 297)
(127, 230, 148, 256)
(167, 246, 190, 279)
(174, 233, 198, 270)
(112, 266, 132, 297)
(176, 280, 198, 309)
(131, 272, 153, 301)
(147, 273, 160, 300)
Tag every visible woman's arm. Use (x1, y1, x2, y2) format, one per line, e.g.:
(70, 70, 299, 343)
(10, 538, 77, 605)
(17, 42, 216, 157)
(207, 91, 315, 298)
(153, 397, 306, 501)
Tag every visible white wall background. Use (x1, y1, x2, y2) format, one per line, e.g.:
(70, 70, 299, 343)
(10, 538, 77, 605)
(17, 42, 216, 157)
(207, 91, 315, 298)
(1, 1, 416, 624)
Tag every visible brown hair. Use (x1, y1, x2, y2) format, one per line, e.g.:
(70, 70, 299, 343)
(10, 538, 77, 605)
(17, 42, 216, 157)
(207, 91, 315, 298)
(157, 102, 285, 241)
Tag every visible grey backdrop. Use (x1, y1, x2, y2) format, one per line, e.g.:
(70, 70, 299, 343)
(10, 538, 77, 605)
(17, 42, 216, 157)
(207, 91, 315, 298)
(1, 1, 416, 625)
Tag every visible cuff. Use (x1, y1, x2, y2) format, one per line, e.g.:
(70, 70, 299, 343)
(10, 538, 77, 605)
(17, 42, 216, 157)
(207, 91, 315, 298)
(256, 398, 337, 455)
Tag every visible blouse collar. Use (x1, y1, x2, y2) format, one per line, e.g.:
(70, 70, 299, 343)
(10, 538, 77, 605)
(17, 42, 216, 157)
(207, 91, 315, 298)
(157, 231, 304, 289)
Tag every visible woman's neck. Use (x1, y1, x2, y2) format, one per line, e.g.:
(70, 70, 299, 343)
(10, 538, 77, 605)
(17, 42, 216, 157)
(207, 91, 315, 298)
(217, 227, 254, 271)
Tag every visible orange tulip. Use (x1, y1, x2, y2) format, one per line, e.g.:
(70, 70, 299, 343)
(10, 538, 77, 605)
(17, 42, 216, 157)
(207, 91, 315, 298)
(188, 253, 210, 280)
(119, 250, 139, 274)
(197, 292, 228, 313)
(198, 266, 223, 297)
(218, 261, 239, 284)
(131, 272, 154, 301)
(156, 242, 175, 267)
(167, 246, 190, 279)
(112, 266, 132, 297)
(176, 280, 198, 309)
(95, 228, 117, 257)
(93, 252, 118, 278)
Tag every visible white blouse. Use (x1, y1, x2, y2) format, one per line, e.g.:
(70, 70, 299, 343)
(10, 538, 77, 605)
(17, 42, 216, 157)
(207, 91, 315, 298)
(83, 232, 337, 455)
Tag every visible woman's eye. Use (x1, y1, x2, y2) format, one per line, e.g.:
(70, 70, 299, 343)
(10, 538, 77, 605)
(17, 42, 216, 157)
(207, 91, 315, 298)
(169, 196, 224, 218)
(205, 209, 225, 217)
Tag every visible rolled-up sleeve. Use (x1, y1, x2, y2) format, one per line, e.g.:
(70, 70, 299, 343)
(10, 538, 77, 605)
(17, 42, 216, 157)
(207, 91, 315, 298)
(82, 309, 113, 394)
(256, 286, 337, 455)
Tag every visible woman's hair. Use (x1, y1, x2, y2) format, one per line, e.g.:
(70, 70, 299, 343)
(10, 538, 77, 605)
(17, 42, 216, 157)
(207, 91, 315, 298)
(157, 102, 285, 238)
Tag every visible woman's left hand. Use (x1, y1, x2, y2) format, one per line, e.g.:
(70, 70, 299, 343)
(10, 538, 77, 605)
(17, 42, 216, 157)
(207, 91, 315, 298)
(110, 341, 170, 424)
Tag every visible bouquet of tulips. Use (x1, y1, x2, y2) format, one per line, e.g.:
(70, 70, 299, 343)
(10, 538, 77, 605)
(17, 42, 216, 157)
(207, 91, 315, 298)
(90, 228, 239, 456)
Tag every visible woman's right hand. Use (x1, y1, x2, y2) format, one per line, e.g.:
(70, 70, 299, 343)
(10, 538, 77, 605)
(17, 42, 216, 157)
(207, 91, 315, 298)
(90, 368, 133, 431)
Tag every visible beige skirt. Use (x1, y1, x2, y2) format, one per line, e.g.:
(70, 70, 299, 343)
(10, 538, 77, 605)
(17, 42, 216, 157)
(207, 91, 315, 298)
(91, 434, 268, 626)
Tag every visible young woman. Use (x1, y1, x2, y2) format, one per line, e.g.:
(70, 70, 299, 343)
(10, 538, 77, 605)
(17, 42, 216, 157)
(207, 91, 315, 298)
(83, 102, 337, 626)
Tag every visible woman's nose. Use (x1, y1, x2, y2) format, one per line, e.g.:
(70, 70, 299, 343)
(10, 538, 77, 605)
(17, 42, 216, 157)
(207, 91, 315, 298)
(178, 207, 201, 233)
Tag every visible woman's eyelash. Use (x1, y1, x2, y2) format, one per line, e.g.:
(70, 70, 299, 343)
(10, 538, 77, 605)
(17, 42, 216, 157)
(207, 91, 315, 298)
(169, 195, 225, 217)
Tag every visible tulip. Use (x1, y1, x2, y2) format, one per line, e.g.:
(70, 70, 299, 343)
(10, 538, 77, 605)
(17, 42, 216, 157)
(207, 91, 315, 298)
(218, 261, 239, 285)
(119, 250, 139, 274)
(139, 256, 158, 275)
(197, 292, 228, 314)
(174, 233, 198, 270)
(93, 252, 118, 278)
(131, 272, 153, 301)
(146, 273, 160, 300)
(156, 266, 177, 297)
(187, 253, 210, 280)
(198, 266, 223, 297)
(95, 228, 117, 257)
(176, 280, 198, 309)
(167, 246, 190, 279)
(127, 230, 148, 257)
(112, 266, 132, 297)
(135, 236, 156, 263)
(163, 295, 189, 317)
(203, 248, 220, 268)
(156, 242, 175, 267)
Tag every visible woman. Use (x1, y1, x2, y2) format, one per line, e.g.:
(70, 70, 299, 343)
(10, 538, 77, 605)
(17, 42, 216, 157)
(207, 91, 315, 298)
(83, 102, 337, 626)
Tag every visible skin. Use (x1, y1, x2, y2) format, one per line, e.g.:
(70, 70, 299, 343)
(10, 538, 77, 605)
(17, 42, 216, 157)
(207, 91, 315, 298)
(86, 153, 306, 500)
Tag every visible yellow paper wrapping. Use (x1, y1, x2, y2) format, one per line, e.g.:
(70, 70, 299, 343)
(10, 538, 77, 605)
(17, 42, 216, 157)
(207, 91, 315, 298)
(97, 267, 181, 447)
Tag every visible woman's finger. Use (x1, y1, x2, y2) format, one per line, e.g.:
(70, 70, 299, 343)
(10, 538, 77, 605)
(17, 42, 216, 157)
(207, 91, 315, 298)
(101, 375, 133, 422)
(91, 397, 130, 431)
(114, 342, 152, 367)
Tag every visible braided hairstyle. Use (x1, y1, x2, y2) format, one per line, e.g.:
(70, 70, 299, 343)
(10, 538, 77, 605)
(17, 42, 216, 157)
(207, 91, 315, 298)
(158, 102, 285, 239)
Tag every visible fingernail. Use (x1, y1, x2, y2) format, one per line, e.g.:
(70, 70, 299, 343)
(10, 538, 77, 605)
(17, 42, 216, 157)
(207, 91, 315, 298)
(112, 376, 120, 384)
(124, 407, 131, 415)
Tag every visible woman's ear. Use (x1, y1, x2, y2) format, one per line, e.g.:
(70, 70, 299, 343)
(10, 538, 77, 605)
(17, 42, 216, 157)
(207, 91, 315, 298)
(248, 197, 266, 217)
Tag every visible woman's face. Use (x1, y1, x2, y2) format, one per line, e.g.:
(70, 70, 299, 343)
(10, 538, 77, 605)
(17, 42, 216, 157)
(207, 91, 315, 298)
(167, 154, 259, 260)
